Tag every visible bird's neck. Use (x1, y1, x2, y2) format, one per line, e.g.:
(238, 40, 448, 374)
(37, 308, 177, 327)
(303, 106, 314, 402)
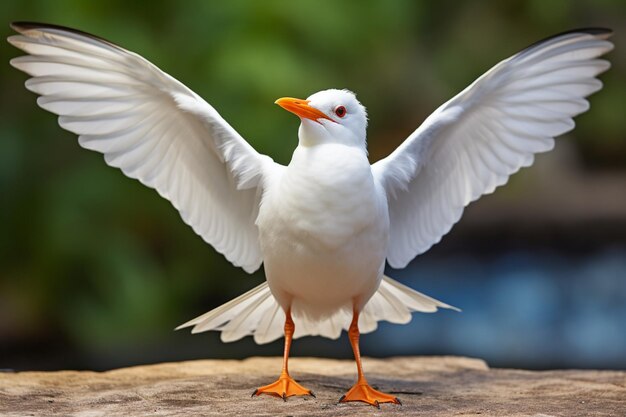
(298, 122, 366, 150)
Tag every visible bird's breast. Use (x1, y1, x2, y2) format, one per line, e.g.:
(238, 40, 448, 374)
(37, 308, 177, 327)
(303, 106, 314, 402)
(258, 144, 387, 251)
(256, 144, 389, 313)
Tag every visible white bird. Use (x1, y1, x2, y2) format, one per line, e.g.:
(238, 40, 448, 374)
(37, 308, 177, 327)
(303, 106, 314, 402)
(8, 22, 613, 407)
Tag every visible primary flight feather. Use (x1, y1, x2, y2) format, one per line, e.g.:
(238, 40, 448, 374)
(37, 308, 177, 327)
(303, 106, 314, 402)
(8, 23, 613, 407)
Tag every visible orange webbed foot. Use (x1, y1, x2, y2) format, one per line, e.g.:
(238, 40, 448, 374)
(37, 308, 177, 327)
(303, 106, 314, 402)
(339, 380, 401, 408)
(252, 373, 315, 401)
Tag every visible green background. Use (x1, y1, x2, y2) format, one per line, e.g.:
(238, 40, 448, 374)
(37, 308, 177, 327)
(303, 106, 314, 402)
(1, 0, 624, 370)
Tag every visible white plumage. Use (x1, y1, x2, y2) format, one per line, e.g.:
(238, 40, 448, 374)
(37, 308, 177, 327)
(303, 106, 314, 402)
(373, 30, 613, 267)
(178, 276, 455, 344)
(9, 23, 269, 274)
(8, 23, 612, 403)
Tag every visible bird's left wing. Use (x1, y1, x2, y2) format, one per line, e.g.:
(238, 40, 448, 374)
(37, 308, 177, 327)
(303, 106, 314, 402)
(8, 22, 279, 273)
(372, 29, 613, 269)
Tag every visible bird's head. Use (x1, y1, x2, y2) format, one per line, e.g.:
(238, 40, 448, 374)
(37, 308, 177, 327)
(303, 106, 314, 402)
(275, 89, 367, 148)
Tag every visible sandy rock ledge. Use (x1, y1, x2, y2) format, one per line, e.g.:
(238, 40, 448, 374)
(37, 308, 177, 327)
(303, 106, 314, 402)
(0, 356, 625, 416)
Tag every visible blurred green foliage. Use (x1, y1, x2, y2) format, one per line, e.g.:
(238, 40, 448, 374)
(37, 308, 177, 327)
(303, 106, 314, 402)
(0, 0, 624, 365)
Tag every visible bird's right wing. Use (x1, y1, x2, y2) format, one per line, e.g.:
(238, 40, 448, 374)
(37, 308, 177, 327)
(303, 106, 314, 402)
(373, 29, 613, 269)
(9, 22, 281, 273)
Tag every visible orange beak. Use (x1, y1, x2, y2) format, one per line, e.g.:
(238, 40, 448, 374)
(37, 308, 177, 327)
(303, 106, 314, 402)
(275, 97, 333, 123)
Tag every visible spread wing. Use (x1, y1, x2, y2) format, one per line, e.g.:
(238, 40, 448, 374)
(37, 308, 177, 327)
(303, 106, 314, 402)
(8, 22, 280, 273)
(373, 29, 613, 269)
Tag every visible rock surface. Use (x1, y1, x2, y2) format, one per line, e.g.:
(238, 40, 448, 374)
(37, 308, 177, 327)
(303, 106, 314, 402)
(0, 356, 624, 416)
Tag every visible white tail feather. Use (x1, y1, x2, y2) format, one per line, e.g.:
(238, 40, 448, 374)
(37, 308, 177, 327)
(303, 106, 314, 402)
(176, 276, 459, 344)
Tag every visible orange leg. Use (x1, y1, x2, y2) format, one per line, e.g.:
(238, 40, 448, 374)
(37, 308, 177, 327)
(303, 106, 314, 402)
(339, 308, 402, 408)
(252, 309, 314, 401)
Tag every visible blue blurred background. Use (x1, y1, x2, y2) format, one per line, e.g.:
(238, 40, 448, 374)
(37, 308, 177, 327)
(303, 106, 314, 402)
(1, 0, 625, 371)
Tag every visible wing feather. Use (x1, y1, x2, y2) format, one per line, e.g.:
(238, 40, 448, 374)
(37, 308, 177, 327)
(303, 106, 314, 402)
(373, 29, 613, 268)
(9, 22, 280, 273)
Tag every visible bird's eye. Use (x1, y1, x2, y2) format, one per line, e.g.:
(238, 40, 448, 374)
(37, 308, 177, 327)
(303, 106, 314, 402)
(334, 105, 346, 118)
